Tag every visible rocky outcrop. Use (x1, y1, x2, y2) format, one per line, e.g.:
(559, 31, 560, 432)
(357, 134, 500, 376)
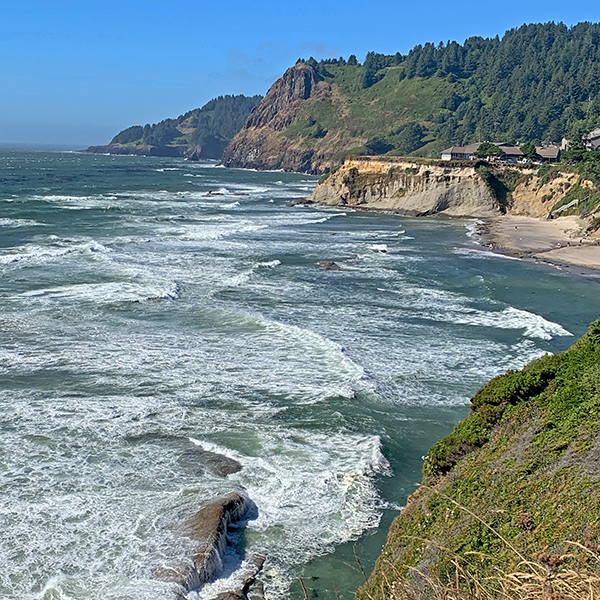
(179, 492, 249, 591)
(157, 492, 262, 599)
(86, 144, 189, 157)
(308, 157, 501, 217)
(178, 447, 243, 477)
(222, 64, 334, 173)
(244, 64, 320, 131)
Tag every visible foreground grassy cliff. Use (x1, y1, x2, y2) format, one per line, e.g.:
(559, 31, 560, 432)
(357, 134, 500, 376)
(359, 320, 600, 600)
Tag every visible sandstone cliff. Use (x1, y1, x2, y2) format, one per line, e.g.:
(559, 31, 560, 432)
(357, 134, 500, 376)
(307, 157, 501, 217)
(307, 156, 600, 223)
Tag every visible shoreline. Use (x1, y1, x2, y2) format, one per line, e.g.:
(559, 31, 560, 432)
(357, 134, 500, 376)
(300, 198, 600, 275)
(474, 215, 600, 276)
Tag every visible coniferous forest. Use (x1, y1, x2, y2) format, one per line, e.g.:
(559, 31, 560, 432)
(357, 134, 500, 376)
(98, 22, 600, 162)
(291, 22, 600, 157)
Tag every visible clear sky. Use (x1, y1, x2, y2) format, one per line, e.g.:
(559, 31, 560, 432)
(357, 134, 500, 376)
(2, 0, 600, 147)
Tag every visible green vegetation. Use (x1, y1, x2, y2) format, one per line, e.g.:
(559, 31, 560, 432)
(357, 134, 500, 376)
(289, 22, 600, 165)
(474, 142, 505, 158)
(358, 320, 600, 600)
(107, 94, 261, 158)
(475, 165, 524, 211)
(540, 152, 600, 218)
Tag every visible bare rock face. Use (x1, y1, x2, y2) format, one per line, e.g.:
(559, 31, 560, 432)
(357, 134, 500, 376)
(178, 447, 243, 477)
(156, 492, 257, 596)
(180, 493, 249, 591)
(309, 158, 501, 218)
(245, 63, 319, 131)
(222, 64, 326, 173)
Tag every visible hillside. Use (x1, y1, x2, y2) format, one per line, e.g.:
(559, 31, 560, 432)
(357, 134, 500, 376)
(223, 22, 600, 173)
(357, 319, 600, 600)
(87, 94, 261, 160)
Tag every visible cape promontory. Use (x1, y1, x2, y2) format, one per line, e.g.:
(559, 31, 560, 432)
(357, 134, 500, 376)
(223, 22, 600, 174)
(87, 94, 261, 160)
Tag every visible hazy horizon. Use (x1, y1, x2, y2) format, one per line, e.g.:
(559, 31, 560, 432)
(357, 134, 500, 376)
(2, 0, 600, 147)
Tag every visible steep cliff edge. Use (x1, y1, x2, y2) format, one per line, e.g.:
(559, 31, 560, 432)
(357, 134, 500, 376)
(307, 158, 502, 217)
(358, 320, 600, 600)
(307, 156, 600, 225)
(222, 63, 336, 173)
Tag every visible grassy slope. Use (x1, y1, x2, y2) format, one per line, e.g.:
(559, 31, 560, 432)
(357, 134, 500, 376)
(281, 65, 456, 162)
(358, 320, 600, 599)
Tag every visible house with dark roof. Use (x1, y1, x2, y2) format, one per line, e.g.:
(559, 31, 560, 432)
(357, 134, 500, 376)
(441, 143, 482, 161)
(441, 142, 525, 162)
(535, 145, 561, 162)
(442, 142, 560, 163)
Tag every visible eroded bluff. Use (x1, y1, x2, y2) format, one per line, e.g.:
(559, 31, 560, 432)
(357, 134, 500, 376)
(308, 158, 500, 217)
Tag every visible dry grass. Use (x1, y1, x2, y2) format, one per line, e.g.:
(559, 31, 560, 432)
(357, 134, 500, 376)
(371, 544, 600, 600)
(359, 490, 600, 600)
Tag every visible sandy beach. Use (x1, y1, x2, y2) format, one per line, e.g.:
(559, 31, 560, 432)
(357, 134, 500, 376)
(479, 215, 600, 271)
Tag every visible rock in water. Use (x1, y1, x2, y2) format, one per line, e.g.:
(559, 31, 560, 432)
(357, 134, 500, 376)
(213, 556, 266, 600)
(318, 261, 343, 271)
(178, 448, 243, 477)
(157, 493, 252, 593)
(182, 493, 249, 591)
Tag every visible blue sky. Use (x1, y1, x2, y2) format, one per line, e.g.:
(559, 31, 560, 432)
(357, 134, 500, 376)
(2, 0, 600, 147)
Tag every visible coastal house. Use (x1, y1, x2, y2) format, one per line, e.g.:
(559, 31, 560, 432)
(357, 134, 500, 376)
(584, 128, 600, 151)
(442, 142, 560, 163)
(535, 145, 561, 162)
(441, 142, 524, 162)
(496, 143, 524, 161)
(441, 143, 482, 160)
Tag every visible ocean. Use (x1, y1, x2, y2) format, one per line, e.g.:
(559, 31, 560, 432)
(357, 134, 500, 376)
(0, 150, 598, 600)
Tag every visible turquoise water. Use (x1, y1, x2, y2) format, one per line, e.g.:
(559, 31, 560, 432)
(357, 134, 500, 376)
(0, 150, 598, 600)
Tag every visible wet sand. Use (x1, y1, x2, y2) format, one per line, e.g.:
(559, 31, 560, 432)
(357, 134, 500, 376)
(479, 215, 600, 271)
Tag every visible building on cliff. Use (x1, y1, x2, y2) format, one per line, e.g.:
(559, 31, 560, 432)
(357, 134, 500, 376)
(441, 142, 560, 163)
(441, 143, 481, 161)
(584, 127, 600, 151)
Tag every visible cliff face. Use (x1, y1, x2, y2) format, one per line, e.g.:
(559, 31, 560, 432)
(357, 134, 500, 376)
(358, 320, 600, 600)
(308, 158, 501, 217)
(222, 64, 334, 173)
(308, 157, 600, 223)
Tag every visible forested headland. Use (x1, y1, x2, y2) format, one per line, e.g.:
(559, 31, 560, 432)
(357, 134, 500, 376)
(87, 94, 262, 159)
(223, 22, 600, 172)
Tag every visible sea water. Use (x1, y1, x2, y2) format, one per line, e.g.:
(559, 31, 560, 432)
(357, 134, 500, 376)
(0, 150, 598, 600)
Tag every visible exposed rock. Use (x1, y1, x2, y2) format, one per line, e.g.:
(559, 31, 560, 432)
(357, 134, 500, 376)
(318, 261, 343, 271)
(212, 555, 266, 600)
(245, 64, 320, 131)
(178, 447, 243, 477)
(309, 157, 500, 218)
(157, 492, 253, 593)
(182, 492, 248, 591)
(222, 64, 333, 173)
